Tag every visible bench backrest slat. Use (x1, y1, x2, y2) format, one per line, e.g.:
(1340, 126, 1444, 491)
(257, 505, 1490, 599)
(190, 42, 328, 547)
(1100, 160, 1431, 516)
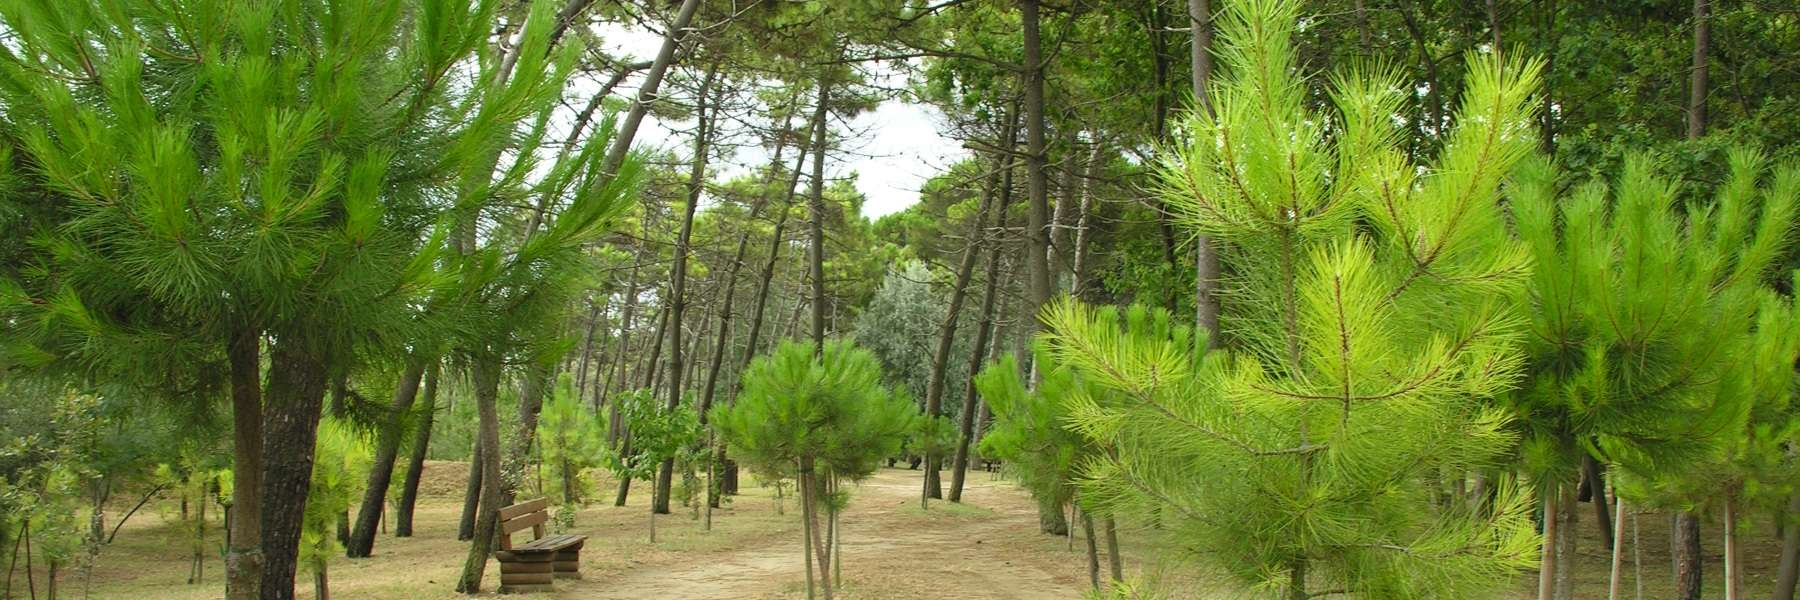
(501, 509, 549, 536)
(498, 497, 550, 521)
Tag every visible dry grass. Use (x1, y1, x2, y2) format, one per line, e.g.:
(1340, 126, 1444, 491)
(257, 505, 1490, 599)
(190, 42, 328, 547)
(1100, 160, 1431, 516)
(18, 462, 1786, 599)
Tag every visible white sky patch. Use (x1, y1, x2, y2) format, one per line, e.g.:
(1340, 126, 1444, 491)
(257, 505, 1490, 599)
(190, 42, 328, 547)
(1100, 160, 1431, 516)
(582, 23, 963, 219)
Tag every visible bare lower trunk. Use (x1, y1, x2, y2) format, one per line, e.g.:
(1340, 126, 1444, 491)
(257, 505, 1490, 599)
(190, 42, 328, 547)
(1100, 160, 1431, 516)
(1081, 511, 1100, 591)
(806, 73, 832, 355)
(1726, 492, 1742, 600)
(1539, 485, 1558, 600)
(1775, 489, 1800, 600)
(1677, 512, 1703, 600)
(1611, 496, 1627, 600)
(347, 359, 427, 557)
(258, 340, 331, 600)
(1018, 0, 1052, 351)
(395, 361, 440, 538)
(455, 359, 506, 594)
(457, 443, 482, 541)
(1554, 484, 1579, 600)
(1687, 0, 1710, 139)
(226, 327, 264, 600)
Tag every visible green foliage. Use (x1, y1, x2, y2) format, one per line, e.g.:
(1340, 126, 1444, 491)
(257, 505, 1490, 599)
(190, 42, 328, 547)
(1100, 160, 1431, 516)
(1509, 149, 1800, 507)
(1031, 0, 1548, 596)
(974, 350, 1094, 521)
(712, 340, 915, 485)
(536, 375, 607, 504)
(302, 419, 369, 574)
(607, 389, 700, 485)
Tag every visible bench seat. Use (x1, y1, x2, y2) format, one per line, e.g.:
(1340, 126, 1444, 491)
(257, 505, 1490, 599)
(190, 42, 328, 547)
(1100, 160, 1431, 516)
(493, 499, 587, 593)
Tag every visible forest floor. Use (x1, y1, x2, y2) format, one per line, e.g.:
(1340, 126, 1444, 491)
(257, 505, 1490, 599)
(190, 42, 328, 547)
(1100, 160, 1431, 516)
(43, 461, 1785, 599)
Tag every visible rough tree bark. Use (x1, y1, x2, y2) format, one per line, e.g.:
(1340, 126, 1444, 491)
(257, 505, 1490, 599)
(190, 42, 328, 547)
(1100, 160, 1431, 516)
(345, 358, 427, 557)
(226, 326, 264, 600)
(257, 339, 331, 600)
(1018, 0, 1052, 354)
(1188, 0, 1221, 343)
(455, 359, 506, 594)
(394, 360, 440, 538)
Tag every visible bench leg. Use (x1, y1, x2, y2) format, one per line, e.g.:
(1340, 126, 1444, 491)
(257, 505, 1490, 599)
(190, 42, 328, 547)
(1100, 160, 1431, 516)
(496, 554, 557, 593)
(553, 547, 582, 579)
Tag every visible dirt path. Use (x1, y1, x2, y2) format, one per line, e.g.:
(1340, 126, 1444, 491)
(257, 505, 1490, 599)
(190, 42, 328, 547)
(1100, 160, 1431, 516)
(571, 468, 1089, 599)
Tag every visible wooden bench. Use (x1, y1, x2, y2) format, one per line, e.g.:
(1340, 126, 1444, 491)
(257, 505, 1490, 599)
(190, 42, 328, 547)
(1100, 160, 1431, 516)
(493, 498, 586, 593)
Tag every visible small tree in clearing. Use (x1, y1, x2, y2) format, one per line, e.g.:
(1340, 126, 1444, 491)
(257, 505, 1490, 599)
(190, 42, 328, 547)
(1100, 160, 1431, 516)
(710, 340, 914, 600)
(607, 389, 699, 542)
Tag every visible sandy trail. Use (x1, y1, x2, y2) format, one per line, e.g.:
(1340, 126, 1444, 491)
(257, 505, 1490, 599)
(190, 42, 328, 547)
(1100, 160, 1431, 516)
(573, 468, 1088, 599)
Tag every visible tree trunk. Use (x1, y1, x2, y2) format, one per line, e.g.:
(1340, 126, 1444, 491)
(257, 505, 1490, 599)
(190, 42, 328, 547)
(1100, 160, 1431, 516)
(604, 247, 647, 435)
(949, 148, 1013, 503)
(457, 443, 482, 541)
(1554, 484, 1579, 600)
(1104, 517, 1123, 583)
(1774, 489, 1800, 600)
(1188, 0, 1222, 344)
(921, 153, 1000, 504)
(226, 327, 264, 600)
(1687, 0, 1710, 139)
(1018, 0, 1052, 353)
(1726, 490, 1742, 600)
(574, 301, 602, 396)
(1611, 496, 1627, 600)
(807, 73, 832, 356)
(1677, 512, 1703, 600)
(505, 364, 551, 506)
(598, 0, 702, 179)
(395, 360, 440, 538)
(1586, 455, 1614, 551)
(455, 359, 506, 594)
(656, 62, 720, 515)
(346, 358, 427, 557)
(1539, 485, 1558, 600)
(1082, 511, 1100, 591)
(257, 340, 331, 600)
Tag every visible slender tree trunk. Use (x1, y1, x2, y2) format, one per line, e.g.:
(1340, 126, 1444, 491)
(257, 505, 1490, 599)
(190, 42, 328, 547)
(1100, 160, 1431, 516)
(1188, 0, 1222, 344)
(599, 0, 702, 179)
(1018, 0, 1052, 353)
(1540, 0, 1558, 154)
(1774, 489, 1800, 600)
(604, 247, 646, 433)
(807, 73, 832, 356)
(1538, 485, 1558, 600)
(457, 443, 482, 541)
(455, 359, 506, 594)
(226, 327, 264, 600)
(1082, 511, 1100, 591)
(1687, 0, 1710, 139)
(504, 364, 551, 506)
(1611, 496, 1627, 600)
(1104, 517, 1123, 583)
(921, 155, 1000, 504)
(656, 63, 721, 515)
(395, 360, 440, 538)
(574, 301, 601, 394)
(346, 358, 427, 557)
(1726, 490, 1742, 600)
(257, 340, 331, 600)
(1554, 484, 1579, 600)
(949, 149, 1013, 503)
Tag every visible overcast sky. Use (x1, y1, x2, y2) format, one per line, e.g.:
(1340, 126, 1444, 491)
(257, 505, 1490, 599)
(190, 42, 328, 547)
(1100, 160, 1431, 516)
(589, 26, 964, 220)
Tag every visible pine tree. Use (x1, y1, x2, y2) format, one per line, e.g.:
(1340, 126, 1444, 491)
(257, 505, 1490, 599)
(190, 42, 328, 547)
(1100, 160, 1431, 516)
(710, 340, 914, 600)
(1037, 0, 1547, 596)
(1507, 149, 1800, 599)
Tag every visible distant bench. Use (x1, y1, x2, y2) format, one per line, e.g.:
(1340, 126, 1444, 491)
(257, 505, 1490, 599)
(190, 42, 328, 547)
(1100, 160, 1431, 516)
(493, 498, 586, 593)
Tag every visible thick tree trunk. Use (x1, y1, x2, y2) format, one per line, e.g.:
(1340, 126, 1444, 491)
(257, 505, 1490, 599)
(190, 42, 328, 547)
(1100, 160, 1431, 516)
(1677, 512, 1703, 600)
(1585, 455, 1614, 551)
(1082, 511, 1100, 591)
(226, 327, 264, 600)
(346, 358, 427, 557)
(656, 63, 720, 515)
(807, 74, 832, 356)
(1774, 489, 1800, 600)
(1538, 485, 1558, 600)
(395, 360, 440, 538)
(1554, 484, 1579, 600)
(1104, 516, 1123, 583)
(1188, 0, 1221, 345)
(455, 359, 506, 594)
(257, 340, 331, 600)
(1018, 0, 1052, 352)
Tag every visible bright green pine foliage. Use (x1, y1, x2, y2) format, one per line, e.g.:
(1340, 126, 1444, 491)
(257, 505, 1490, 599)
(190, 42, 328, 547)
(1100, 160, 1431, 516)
(1038, 0, 1546, 596)
(301, 419, 368, 578)
(1509, 150, 1800, 508)
(536, 376, 608, 506)
(712, 340, 916, 485)
(974, 343, 1120, 531)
